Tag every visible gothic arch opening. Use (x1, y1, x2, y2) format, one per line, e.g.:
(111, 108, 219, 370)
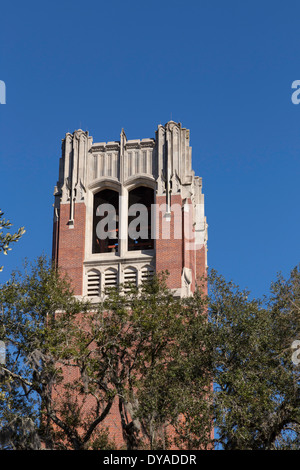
(128, 185, 154, 251)
(93, 188, 119, 254)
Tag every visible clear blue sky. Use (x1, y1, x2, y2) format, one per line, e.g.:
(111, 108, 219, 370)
(0, 0, 299, 298)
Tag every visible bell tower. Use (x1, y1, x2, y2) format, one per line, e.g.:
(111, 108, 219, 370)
(52, 121, 208, 300)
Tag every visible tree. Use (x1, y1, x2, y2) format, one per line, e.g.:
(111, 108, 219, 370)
(206, 267, 300, 450)
(93, 273, 211, 450)
(0, 256, 93, 449)
(1, 253, 300, 450)
(0, 209, 25, 272)
(0, 259, 212, 450)
(48, 272, 211, 450)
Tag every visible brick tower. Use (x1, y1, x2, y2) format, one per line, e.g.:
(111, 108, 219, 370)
(51, 121, 208, 446)
(52, 121, 207, 297)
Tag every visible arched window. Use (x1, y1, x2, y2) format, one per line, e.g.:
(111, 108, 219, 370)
(93, 189, 119, 253)
(128, 186, 154, 251)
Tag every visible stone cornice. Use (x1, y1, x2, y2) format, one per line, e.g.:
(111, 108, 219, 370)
(125, 139, 155, 150)
(90, 142, 120, 153)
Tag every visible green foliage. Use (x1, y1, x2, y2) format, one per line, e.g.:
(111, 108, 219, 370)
(0, 256, 91, 449)
(88, 427, 118, 450)
(207, 267, 300, 449)
(0, 254, 300, 450)
(0, 210, 25, 272)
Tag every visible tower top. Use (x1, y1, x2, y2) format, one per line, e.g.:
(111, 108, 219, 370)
(55, 121, 198, 205)
(52, 121, 207, 299)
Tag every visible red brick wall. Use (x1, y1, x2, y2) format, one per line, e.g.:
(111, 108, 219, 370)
(155, 194, 183, 289)
(196, 245, 207, 294)
(56, 202, 86, 296)
(155, 195, 205, 294)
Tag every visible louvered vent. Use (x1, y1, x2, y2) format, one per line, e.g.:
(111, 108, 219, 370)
(123, 267, 138, 292)
(87, 270, 100, 297)
(104, 268, 118, 291)
(141, 265, 154, 283)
